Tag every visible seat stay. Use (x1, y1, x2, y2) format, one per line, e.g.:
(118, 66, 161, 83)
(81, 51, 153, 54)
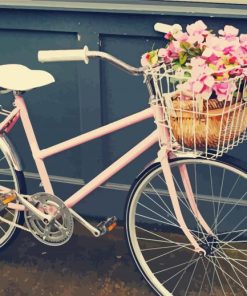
(0, 107, 20, 133)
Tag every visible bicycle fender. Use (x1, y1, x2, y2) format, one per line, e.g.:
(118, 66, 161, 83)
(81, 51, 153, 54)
(0, 134, 23, 171)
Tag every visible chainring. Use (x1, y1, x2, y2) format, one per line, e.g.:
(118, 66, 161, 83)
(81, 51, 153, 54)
(24, 192, 74, 246)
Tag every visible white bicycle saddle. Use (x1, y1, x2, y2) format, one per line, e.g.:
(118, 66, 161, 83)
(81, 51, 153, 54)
(0, 64, 55, 92)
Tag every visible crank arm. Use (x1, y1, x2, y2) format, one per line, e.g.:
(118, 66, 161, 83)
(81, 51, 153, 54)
(17, 194, 53, 225)
(69, 209, 101, 237)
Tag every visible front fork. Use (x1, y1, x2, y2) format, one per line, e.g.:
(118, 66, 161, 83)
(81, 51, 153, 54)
(152, 103, 214, 255)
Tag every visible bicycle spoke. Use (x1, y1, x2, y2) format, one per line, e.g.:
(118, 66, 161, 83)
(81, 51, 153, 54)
(184, 256, 199, 295)
(136, 212, 179, 229)
(215, 191, 247, 229)
(215, 249, 246, 291)
(0, 156, 6, 164)
(143, 188, 176, 222)
(0, 180, 14, 183)
(154, 255, 196, 275)
(146, 245, 185, 263)
(171, 253, 196, 293)
(209, 165, 216, 223)
(206, 255, 247, 292)
(215, 256, 236, 296)
(216, 249, 247, 273)
(199, 259, 213, 295)
(0, 225, 6, 234)
(149, 178, 176, 220)
(220, 218, 247, 242)
(221, 242, 247, 258)
(162, 257, 199, 285)
(209, 257, 216, 296)
(212, 175, 240, 230)
(4, 208, 15, 217)
(137, 201, 179, 226)
(214, 168, 225, 233)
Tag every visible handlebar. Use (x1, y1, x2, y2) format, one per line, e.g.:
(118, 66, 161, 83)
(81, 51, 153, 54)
(38, 22, 181, 75)
(38, 45, 144, 76)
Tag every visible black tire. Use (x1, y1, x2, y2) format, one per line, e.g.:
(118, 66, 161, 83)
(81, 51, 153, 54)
(125, 156, 247, 296)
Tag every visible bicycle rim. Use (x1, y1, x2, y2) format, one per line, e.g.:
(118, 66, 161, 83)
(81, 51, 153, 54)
(126, 158, 247, 296)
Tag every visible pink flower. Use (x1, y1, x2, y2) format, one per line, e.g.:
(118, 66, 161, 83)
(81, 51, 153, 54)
(158, 48, 171, 63)
(164, 32, 172, 40)
(229, 68, 243, 76)
(190, 56, 206, 68)
(186, 20, 207, 36)
(213, 81, 236, 101)
(223, 45, 236, 55)
(189, 57, 213, 79)
(140, 53, 150, 66)
(173, 31, 189, 42)
(240, 34, 247, 43)
(205, 35, 226, 52)
(187, 34, 204, 44)
(158, 42, 180, 63)
(239, 34, 247, 55)
(202, 48, 220, 65)
(219, 25, 239, 41)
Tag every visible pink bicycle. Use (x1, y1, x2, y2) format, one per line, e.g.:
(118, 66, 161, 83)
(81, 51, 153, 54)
(0, 23, 246, 296)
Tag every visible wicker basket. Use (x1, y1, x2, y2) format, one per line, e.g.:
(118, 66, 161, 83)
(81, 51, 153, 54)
(169, 98, 247, 149)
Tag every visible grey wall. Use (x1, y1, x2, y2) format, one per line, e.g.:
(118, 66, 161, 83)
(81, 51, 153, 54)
(0, 1, 246, 219)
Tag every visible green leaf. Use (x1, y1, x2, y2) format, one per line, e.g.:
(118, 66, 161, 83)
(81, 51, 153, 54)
(194, 47, 202, 55)
(150, 54, 158, 65)
(180, 41, 191, 50)
(179, 51, 188, 65)
(172, 64, 180, 70)
(184, 71, 191, 77)
(147, 50, 159, 65)
(187, 48, 197, 57)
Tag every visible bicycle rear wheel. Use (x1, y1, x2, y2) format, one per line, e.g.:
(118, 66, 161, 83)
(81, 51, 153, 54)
(126, 157, 247, 296)
(0, 142, 26, 249)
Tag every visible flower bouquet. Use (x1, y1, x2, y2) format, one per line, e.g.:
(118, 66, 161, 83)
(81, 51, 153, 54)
(142, 21, 247, 151)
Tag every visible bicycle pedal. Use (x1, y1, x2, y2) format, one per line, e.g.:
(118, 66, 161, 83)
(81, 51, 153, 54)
(97, 216, 117, 236)
(0, 190, 17, 205)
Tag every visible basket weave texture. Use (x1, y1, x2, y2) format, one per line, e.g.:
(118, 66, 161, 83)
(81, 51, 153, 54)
(169, 98, 247, 149)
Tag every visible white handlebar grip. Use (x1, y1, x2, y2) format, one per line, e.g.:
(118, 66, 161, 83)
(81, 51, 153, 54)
(154, 23, 173, 34)
(154, 23, 182, 34)
(38, 46, 89, 64)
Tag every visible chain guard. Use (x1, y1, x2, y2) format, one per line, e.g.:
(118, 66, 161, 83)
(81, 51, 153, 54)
(24, 192, 74, 246)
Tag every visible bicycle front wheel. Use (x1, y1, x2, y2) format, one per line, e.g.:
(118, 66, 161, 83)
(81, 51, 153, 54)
(126, 157, 247, 296)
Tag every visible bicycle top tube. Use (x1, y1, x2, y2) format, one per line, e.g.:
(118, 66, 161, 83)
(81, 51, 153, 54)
(38, 46, 145, 76)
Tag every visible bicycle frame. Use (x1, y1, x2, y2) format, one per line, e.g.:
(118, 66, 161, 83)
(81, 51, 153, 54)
(1, 93, 212, 253)
(9, 94, 157, 207)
